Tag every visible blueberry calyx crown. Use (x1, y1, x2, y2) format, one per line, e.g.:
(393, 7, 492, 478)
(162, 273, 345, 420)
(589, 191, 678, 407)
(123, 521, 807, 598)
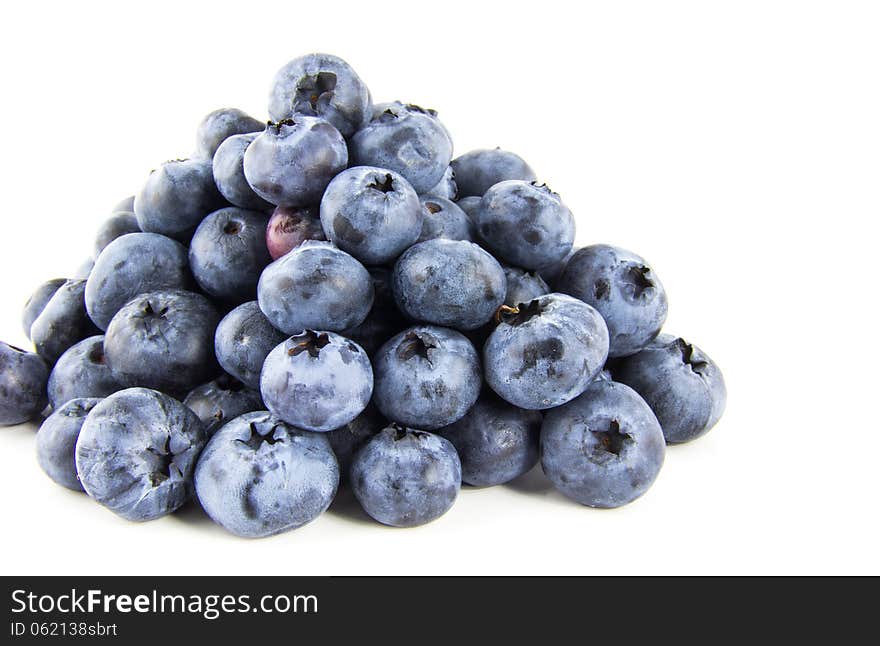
(673, 338, 708, 376)
(495, 299, 544, 326)
(222, 220, 242, 235)
(386, 423, 429, 442)
(397, 331, 436, 362)
(140, 300, 168, 318)
(236, 419, 285, 451)
(146, 436, 182, 487)
(294, 71, 338, 113)
(590, 420, 632, 457)
(368, 173, 394, 194)
(623, 264, 655, 300)
(529, 181, 558, 196)
(288, 330, 331, 358)
(267, 118, 297, 134)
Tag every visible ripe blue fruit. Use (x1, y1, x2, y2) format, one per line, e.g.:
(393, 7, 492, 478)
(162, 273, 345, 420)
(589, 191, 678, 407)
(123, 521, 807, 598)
(194, 107, 263, 159)
(320, 166, 423, 265)
(103, 290, 220, 395)
(351, 425, 461, 527)
(94, 211, 140, 257)
(611, 334, 727, 444)
(85, 232, 192, 331)
(47, 335, 122, 408)
(437, 392, 541, 486)
(268, 53, 372, 138)
(134, 158, 226, 241)
(350, 102, 453, 194)
(373, 326, 482, 430)
(30, 279, 100, 364)
(75, 388, 206, 521)
(243, 117, 347, 207)
(476, 180, 574, 271)
(450, 148, 536, 198)
(183, 375, 264, 437)
(214, 301, 286, 390)
(189, 207, 272, 304)
(417, 197, 474, 243)
(484, 293, 609, 410)
(502, 266, 549, 307)
(555, 244, 668, 358)
(392, 238, 506, 331)
(37, 398, 102, 491)
(257, 240, 373, 334)
(0, 342, 49, 425)
(541, 379, 665, 508)
(195, 411, 339, 538)
(423, 166, 458, 201)
(22, 278, 66, 339)
(260, 330, 373, 432)
(212, 133, 273, 211)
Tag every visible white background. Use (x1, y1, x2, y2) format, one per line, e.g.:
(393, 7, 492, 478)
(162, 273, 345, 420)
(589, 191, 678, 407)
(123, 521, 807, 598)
(0, 0, 877, 576)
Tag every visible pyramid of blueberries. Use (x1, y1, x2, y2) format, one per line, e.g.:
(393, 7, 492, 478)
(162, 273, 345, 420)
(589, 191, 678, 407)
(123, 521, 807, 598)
(1, 53, 726, 538)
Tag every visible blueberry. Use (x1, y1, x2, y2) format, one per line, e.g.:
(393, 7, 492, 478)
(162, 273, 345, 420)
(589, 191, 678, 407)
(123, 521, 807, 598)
(476, 181, 575, 271)
(541, 379, 665, 508)
(537, 245, 578, 285)
(183, 375, 263, 437)
(417, 197, 474, 242)
(94, 211, 140, 257)
(0, 342, 49, 425)
(326, 404, 384, 481)
(22, 278, 65, 339)
(195, 411, 339, 538)
(189, 207, 272, 304)
(502, 266, 549, 307)
(611, 334, 726, 444)
(194, 107, 263, 159)
(484, 293, 609, 410)
(111, 196, 135, 213)
(437, 391, 541, 486)
(423, 166, 458, 200)
(350, 102, 453, 194)
(212, 133, 273, 211)
(351, 425, 461, 527)
(373, 326, 481, 430)
(134, 158, 226, 241)
(392, 239, 506, 331)
(260, 330, 373, 432)
(556, 245, 668, 358)
(257, 240, 373, 334)
(450, 148, 536, 198)
(341, 267, 408, 357)
(31, 279, 101, 364)
(214, 301, 286, 390)
(47, 335, 122, 408)
(265, 205, 325, 260)
(36, 398, 101, 491)
(456, 196, 482, 220)
(319, 167, 423, 265)
(75, 388, 206, 521)
(85, 232, 191, 330)
(104, 290, 220, 395)
(268, 53, 371, 138)
(243, 117, 347, 208)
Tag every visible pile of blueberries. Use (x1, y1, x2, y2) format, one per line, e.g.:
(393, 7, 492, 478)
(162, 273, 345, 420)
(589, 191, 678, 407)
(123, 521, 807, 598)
(0, 53, 726, 538)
